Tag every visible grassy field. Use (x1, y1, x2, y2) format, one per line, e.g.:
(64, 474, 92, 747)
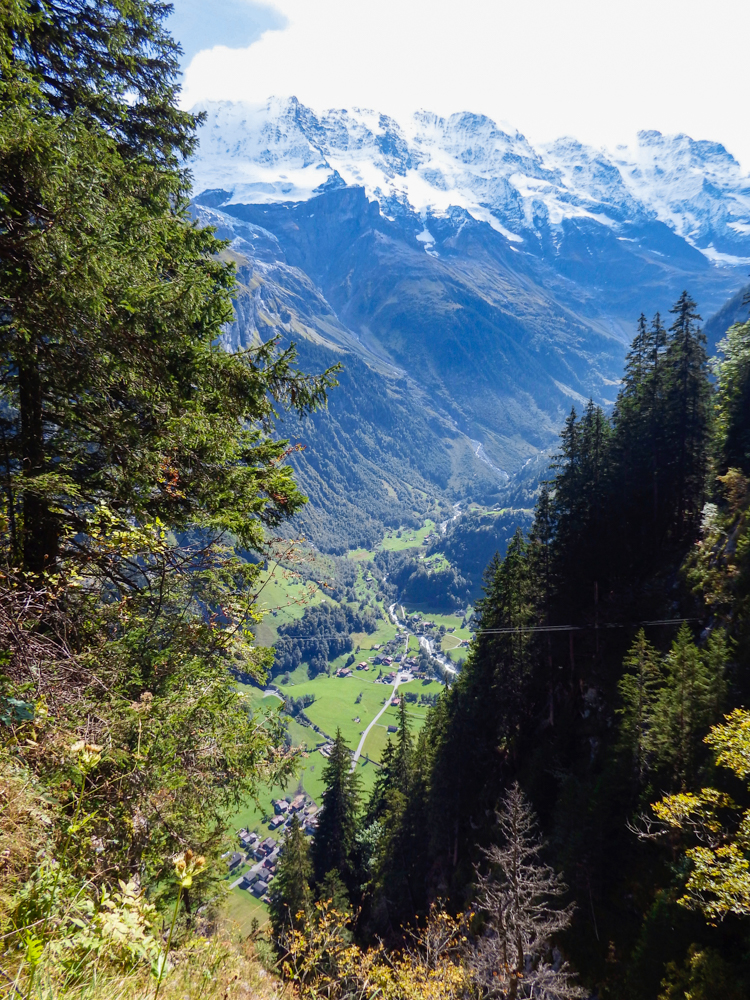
(346, 548, 373, 562)
(225, 886, 270, 932)
(380, 520, 435, 551)
(352, 617, 399, 649)
(278, 672, 394, 749)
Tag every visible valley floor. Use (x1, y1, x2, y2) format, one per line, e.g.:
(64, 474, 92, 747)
(223, 518, 475, 928)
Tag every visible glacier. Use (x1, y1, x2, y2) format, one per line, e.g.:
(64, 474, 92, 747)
(190, 96, 750, 262)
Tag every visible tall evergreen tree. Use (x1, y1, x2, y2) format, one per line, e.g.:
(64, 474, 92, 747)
(311, 730, 361, 894)
(269, 815, 313, 936)
(663, 292, 711, 542)
(0, 66, 337, 573)
(425, 531, 539, 895)
(616, 630, 662, 787)
(0, 0, 339, 926)
(653, 625, 727, 788)
(11, 0, 197, 164)
(713, 319, 750, 477)
(366, 699, 413, 824)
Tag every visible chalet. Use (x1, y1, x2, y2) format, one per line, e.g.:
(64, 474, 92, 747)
(268, 815, 284, 830)
(251, 880, 268, 897)
(291, 794, 306, 812)
(356, 662, 369, 670)
(272, 799, 289, 814)
(228, 852, 243, 871)
(372, 656, 383, 665)
(383, 656, 393, 665)
(255, 837, 275, 859)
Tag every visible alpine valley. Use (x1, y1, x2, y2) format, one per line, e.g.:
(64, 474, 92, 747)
(189, 97, 750, 551)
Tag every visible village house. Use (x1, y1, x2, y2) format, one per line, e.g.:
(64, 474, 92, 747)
(255, 837, 276, 859)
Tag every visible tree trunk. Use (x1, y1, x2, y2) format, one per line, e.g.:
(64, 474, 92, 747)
(19, 349, 57, 573)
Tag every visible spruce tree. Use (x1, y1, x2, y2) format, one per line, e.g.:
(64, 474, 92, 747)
(663, 292, 711, 542)
(713, 319, 750, 476)
(12, 0, 197, 164)
(653, 625, 727, 787)
(0, 67, 337, 573)
(616, 630, 662, 786)
(311, 730, 361, 893)
(366, 700, 413, 826)
(269, 815, 313, 935)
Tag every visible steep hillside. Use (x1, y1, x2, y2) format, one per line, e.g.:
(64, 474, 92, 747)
(193, 208, 506, 551)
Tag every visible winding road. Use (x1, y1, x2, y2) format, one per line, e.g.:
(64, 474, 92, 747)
(350, 673, 405, 769)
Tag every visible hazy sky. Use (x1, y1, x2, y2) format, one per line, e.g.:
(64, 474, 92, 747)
(174, 0, 750, 166)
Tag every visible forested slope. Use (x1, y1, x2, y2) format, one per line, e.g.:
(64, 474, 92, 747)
(272, 294, 750, 999)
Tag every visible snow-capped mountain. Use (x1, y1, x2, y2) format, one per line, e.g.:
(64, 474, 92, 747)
(188, 98, 750, 547)
(191, 97, 750, 262)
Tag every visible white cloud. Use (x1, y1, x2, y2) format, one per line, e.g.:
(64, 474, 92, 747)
(180, 0, 750, 168)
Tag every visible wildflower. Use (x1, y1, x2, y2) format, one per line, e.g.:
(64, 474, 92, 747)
(173, 849, 206, 888)
(70, 741, 103, 769)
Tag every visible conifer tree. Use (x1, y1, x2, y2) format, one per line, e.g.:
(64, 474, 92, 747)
(425, 531, 538, 886)
(616, 630, 662, 785)
(653, 625, 727, 787)
(663, 292, 711, 542)
(11, 0, 197, 164)
(713, 319, 750, 476)
(0, 0, 338, 921)
(366, 699, 413, 824)
(270, 815, 313, 936)
(311, 730, 361, 893)
(645, 310, 669, 535)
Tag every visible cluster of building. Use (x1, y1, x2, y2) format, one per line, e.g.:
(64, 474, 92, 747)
(229, 795, 320, 903)
(269, 795, 319, 835)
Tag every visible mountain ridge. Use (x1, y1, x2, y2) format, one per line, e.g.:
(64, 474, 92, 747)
(192, 97, 750, 265)
(189, 98, 750, 551)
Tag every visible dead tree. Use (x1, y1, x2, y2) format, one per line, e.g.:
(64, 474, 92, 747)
(470, 782, 585, 999)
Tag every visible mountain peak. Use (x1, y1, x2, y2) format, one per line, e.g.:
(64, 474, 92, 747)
(190, 98, 750, 263)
